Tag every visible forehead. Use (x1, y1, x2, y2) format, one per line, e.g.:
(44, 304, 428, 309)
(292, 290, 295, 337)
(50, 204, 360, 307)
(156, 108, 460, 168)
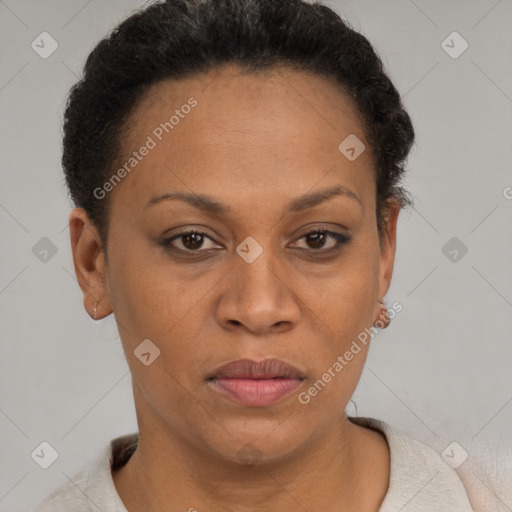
(111, 64, 374, 217)
(126, 64, 366, 146)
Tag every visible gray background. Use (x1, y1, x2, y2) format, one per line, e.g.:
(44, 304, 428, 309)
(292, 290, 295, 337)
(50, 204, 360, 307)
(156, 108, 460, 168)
(1, 0, 511, 510)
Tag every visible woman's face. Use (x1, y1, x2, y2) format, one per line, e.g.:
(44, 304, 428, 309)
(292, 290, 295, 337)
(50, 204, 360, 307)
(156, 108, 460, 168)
(72, 64, 399, 463)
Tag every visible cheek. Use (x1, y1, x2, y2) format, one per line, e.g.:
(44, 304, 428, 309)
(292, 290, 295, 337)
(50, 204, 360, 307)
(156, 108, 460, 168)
(296, 237, 379, 396)
(306, 238, 380, 331)
(106, 239, 222, 385)
(106, 234, 201, 332)
(295, 354, 369, 432)
(297, 260, 379, 414)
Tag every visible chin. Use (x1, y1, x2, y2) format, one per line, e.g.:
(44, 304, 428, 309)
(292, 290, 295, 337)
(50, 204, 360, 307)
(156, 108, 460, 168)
(196, 417, 315, 466)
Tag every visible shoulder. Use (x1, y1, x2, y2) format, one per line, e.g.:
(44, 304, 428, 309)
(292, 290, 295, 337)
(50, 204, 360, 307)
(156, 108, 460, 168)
(349, 416, 474, 511)
(32, 433, 138, 512)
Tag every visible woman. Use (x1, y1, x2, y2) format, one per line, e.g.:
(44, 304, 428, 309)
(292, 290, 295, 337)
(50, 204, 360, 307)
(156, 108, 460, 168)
(34, 0, 474, 510)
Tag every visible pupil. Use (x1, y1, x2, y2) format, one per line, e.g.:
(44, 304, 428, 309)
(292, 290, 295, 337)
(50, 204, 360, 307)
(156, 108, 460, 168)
(183, 233, 203, 250)
(308, 232, 325, 249)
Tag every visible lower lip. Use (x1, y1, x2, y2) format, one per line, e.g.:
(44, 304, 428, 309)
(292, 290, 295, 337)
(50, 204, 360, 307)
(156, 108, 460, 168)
(208, 378, 303, 406)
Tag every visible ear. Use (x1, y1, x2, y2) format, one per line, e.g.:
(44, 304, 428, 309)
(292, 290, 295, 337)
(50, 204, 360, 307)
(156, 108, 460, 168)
(69, 208, 112, 320)
(377, 199, 400, 301)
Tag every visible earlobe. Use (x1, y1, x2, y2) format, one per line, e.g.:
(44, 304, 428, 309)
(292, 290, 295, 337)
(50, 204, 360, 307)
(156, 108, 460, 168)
(373, 298, 391, 329)
(68, 208, 112, 320)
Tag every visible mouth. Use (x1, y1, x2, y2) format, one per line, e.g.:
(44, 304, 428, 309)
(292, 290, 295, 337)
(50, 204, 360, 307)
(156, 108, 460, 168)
(206, 358, 306, 407)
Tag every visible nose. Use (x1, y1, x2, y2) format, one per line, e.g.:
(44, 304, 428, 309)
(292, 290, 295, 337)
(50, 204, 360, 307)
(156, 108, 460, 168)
(215, 242, 301, 336)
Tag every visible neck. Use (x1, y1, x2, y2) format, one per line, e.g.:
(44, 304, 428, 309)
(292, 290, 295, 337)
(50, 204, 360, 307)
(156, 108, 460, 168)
(113, 391, 389, 512)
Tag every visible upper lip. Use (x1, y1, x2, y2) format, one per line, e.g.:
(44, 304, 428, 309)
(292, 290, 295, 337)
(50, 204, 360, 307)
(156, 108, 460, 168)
(207, 358, 306, 380)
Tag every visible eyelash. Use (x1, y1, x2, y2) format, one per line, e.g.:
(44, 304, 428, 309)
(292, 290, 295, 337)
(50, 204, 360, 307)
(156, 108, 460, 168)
(161, 228, 351, 256)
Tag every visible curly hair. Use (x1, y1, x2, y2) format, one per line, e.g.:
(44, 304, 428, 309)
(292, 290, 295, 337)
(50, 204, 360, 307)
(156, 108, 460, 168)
(62, 0, 415, 249)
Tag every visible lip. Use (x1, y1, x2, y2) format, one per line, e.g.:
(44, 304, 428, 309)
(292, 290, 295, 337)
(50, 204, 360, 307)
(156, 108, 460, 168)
(207, 358, 305, 407)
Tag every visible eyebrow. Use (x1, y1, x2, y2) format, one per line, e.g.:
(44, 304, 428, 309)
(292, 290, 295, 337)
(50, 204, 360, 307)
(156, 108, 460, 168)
(145, 184, 362, 215)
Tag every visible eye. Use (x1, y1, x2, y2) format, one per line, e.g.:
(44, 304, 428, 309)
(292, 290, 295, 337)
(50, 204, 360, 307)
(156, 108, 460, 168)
(291, 229, 351, 252)
(162, 229, 221, 253)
